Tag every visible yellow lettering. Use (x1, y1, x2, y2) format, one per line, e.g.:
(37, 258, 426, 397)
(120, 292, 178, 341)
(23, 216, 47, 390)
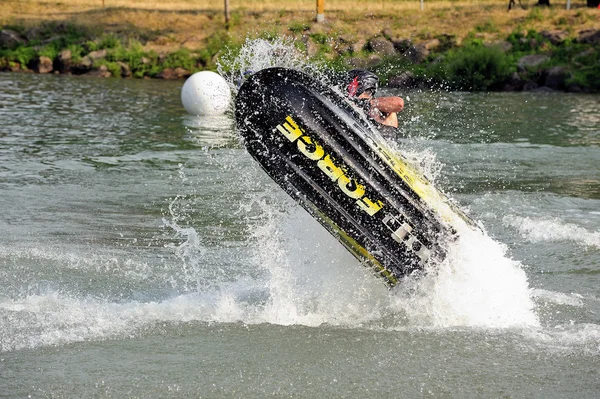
(275, 116, 303, 142)
(337, 175, 365, 199)
(297, 136, 325, 161)
(317, 154, 344, 182)
(274, 115, 385, 217)
(356, 197, 384, 216)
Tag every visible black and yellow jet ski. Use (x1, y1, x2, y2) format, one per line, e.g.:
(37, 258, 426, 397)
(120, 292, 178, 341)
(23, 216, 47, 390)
(235, 67, 479, 286)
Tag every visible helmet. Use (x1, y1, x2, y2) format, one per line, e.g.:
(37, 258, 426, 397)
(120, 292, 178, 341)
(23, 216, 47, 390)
(346, 69, 379, 97)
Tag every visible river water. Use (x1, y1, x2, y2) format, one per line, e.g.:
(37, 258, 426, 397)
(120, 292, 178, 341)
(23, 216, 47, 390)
(0, 68, 599, 398)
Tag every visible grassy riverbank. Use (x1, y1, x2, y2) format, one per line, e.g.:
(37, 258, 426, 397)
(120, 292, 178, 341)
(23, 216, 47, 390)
(2, 0, 599, 90)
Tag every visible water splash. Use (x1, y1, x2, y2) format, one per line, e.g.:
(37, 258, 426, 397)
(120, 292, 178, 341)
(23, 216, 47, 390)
(245, 200, 389, 327)
(162, 163, 216, 292)
(503, 215, 600, 248)
(239, 192, 540, 329)
(396, 144, 444, 183)
(217, 37, 321, 96)
(391, 226, 539, 328)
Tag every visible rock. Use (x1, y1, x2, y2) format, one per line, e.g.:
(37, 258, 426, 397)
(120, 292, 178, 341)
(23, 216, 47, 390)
(368, 37, 396, 57)
(566, 83, 586, 93)
(24, 27, 39, 41)
(529, 38, 539, 48)
(38, 56, 54, 73)
(334, 36, 364, 55)
(117, 61, 131, 77)
(0, 29, 26, 48)
(346, 57, 364, 68)
(87, 49, 107, 61)
(387, 71, 418, 90)
(347, 55, 382, 69)
(518, 37, 540, 49)
(0, 58, 19, 71)
(380, 28, 394, 40)
(391, 39, 412, 53)
(86, 64, 111, 78)
(577, 29, 600, 45)
(333, 41, 352, 56)
(174, 67, 190, 79)
(304, 39, 319, 57)
(157, 67, 190, 80)
(435, 34, 457, 51)
(54, 49, 72, 73)
(486, 41, 513, 53)
(337, 34, 354, 44)
(503, 72, 526, 91)
(422, 39, 440, 51)
(575, 48, 595, 59)
(544, 66, 570, 90)
(351, 39, 366, 54)
(28, 56, 53, 73)
(402, 44, 429, 64)
(157, 68, 174, 79)
(41, 36, 61, 45)
(541, 30, 568, 45)
(71, 56, 93, 74)
(517, 54, 549, 72)
(523, 81, 539, 91)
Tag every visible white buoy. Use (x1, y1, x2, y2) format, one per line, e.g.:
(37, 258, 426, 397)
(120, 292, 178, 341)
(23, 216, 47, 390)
(181, 71, 231, 116)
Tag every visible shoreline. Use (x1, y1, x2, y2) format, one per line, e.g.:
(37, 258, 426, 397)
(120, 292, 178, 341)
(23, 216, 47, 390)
(2, 3, 599, 92)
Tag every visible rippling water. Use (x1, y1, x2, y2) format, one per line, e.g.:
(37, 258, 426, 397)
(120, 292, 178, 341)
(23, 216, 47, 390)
(1, 71, 599, 398)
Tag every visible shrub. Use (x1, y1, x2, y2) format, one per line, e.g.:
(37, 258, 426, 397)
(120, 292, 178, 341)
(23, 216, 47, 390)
(162, 48, 197, 71)
(436, 43, 513, 90)
(85, 40, 99, 52)
(568, 49, 600, 90)
(37, 45, 59, 60)
(125, 40, 146, 66)
(506, 29, 545, 54)
(131, 51, 161, 78)
(0, 46, 36, 67)
(98, 34, 121, 50)
(67, 44, 85, 63)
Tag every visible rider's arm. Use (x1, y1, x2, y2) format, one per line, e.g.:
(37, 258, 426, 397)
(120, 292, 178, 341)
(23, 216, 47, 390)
(369, 96, 404, 113)
(368, 108, 398, 128)
(368, 96, 403, 128)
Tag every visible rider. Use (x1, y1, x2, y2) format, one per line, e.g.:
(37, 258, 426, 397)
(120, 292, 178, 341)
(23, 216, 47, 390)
(344, 69, 404, 128)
